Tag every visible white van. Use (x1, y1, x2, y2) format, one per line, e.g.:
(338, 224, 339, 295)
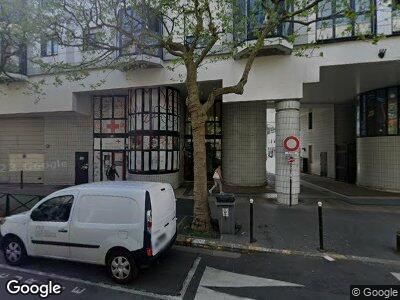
(0, 181, 177, 283)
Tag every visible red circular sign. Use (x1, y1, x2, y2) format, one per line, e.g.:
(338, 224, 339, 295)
(283, 136, 300, 152)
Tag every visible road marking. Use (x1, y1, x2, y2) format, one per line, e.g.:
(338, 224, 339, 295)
(0, 263, 178, 300)
(195, 286, 253, 300)
(391, 272, 400, 281)
(323, 254, 335, 262)
(194, 266, 303, 299)
(179, 256, 201, 298)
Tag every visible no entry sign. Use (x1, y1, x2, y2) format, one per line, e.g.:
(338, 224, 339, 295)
(283, 135, 300, 152)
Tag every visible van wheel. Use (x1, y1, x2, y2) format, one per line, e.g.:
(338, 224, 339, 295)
(107, 250, 138, 284)
(3, 236, 27, 266)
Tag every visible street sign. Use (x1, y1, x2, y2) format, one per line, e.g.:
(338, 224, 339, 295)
(283, 135, 300, 152)
(288, 157, 295, 164)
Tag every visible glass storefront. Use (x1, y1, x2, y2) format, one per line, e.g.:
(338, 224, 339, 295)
(128, 87, 180, 174)
(357, 86, 400, 137)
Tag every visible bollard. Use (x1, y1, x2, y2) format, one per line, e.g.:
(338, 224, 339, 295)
(318, 201, 324, 251)
(397, 231, 400, 252)
(5, 194, 10, 217)
(20, 170, 24, 189)
(249, 198, 257, 243)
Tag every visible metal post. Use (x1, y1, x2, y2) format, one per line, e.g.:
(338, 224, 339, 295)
(318, 201, 324, 251)
(5, 194, 10, 217)
(289, 163, 292, 206)
(397, 231, 400, 252)
(20, 170, 24, 189)
(250, 198, 256, 243)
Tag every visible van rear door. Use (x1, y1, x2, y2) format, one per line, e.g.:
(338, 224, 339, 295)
(148, 184, 176, 255)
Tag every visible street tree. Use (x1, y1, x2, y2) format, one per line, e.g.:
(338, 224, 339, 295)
(1, 0, 379, 231)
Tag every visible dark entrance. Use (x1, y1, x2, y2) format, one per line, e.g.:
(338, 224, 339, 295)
(75, 152, 89, 185)
(184, 99, 222, 181)
(335, 143, 356, 183)
(100, 151, 126, 181)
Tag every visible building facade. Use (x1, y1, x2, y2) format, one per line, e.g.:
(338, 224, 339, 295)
(1, 0, 400, 204)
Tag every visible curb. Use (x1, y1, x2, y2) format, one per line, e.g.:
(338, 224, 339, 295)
(176, 234, 400, 266)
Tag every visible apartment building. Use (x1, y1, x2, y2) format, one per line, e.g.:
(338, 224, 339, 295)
(1, 0, 400, 205)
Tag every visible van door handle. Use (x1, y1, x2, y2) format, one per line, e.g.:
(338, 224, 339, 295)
(164, 222, 169, 227)
(58, 229, 68, 233)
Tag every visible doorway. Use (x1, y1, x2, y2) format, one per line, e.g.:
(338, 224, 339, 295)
(101, 151, 127, 181)
(75, 152, 89, 185)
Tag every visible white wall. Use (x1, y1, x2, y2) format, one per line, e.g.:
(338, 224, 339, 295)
(300, 105, 335, 178)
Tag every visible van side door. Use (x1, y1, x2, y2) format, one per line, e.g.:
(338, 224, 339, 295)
(27, 195, 74, 259)
(69, 194, 142, 264)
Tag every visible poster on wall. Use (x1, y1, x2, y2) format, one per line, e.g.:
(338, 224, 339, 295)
(388, 88, 398, 135)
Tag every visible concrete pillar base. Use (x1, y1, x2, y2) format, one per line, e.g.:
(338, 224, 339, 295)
(277, 193, 299, 205)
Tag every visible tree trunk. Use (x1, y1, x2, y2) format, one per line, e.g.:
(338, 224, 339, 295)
(191, 110, 212, 232)
(186, 65, 212, 232)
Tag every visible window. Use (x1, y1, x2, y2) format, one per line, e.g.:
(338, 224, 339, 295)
(316, 0, 373, 41)
(357, 86, 400, 137)
(31, 195, 74, 222)
(119, 6, 162, 57)
(41, 39, 58, 57)
(128, 87, 180, 174)
(246, 0, 293, 40)
(83, 26, 102, 51)
(393, 0, 400, 32)
(308, 111, 313, 130)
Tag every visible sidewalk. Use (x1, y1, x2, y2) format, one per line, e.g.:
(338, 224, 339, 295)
(301, 173, 400, 205)
(206, 196, 400, 261)
(177, 180, 400, 262)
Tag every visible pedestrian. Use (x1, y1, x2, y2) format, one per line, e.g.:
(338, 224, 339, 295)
(106, 164, 119, 181)
(209, 165, 223, 194)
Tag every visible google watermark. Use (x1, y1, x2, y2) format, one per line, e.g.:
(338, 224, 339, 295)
(351, 285, 400, 299)
(6, 280, 62, 298)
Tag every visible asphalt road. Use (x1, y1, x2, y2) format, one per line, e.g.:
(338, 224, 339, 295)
(0, 246, 399, 299)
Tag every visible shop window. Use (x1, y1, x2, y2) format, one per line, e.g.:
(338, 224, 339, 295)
(128, 87, 180, 174)
(357, 87, 400, 138)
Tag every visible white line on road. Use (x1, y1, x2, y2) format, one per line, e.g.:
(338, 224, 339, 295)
(391, 272, 400, 281)
(0, 263, 178, 300)
(178, 256, 201, 298)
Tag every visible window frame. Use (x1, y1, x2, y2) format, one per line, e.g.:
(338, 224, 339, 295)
(40, 39, 58, 57)
(315, 0, 376, 42)
(128, 87, 180, 175)
(31, 195, 74, 223)
(357, 86, 400, 138)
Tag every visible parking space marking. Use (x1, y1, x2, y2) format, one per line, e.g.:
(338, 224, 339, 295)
(0, 263, 179, 300)
(178, 256, 201, 298)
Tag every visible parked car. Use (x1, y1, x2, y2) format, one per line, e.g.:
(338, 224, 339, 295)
(0, 181, 177, 283)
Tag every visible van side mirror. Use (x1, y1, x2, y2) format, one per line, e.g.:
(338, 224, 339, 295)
(31, 209, 43, 221)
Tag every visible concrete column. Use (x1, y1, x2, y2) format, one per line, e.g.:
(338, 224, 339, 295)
(222, 101, 266, 186)
(275, 99, 300, 205)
